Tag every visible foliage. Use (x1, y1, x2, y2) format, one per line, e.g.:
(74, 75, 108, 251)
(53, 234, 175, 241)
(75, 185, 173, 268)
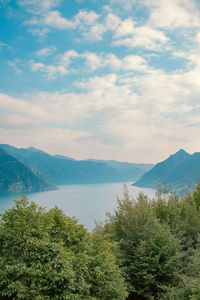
(0, 196, 127, 299)
(103, 182, 200, 300)
(88, 233, 128, 299)
(3, 181, 200, 299)
(104, 187, 182, 299)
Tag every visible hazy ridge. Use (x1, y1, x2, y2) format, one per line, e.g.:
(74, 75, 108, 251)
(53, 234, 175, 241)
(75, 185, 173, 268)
(0, 144, 153, 194)
(134, 149, 200, 193)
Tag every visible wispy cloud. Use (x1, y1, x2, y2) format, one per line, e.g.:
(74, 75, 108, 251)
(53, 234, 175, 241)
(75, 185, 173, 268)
(1, 0, 200, 161)
(29, 50, 148, 79)
(7, 59, 23, 73)
(2, 52, 200, 161)
(23, 5, 170, 49)
(35, 46, 57, 57)
(0, 42, 8, 47)
(113, 24, 169, 50)
(17, 0, 62, 13)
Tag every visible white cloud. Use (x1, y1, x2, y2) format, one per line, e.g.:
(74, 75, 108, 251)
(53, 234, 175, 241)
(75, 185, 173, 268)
(82, 52, 147, 72)
(112, 17, 136, 38)
(82, 52, 102, 70)
(77, 74, 118, 93)
(0, 93, 47, 128)
(110, 0, 200, 30)
(104, 13, 121, 31)
(35, 46, 56, 57)
(30, 61, 68, 78)
(22, 2, 172, 50)
(42, 10, 76, 29)
(2, 0, 200, 162)
(75, 10, 100, 25)
(2, 53, 200, 162)
(28, 27, 49, 38)
(103, 13, 169, 50)
(195, 32, 200, 44)
(26, 8, 103, 40)
(113, 24, 169, 50)
(30, 49, 79, 78)
(30, 50, 148, 78)
(59, 49, 79, 66)
(7, 59, 23, 74)
(24, 5, 169, 49)
(0, 94, 88, 156)
(17, 0, 61, 13)
(81, 22, 105, 41)
(41, 9, 100, 30)
(147, 0, 200, 29)
(109, 0, 139, 10)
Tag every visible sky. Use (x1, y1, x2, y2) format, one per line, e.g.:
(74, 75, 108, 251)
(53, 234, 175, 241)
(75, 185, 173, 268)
(1, 0, 200, 163)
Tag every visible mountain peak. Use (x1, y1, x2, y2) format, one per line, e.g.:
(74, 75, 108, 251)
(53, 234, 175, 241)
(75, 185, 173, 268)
(176, 148, 188, 154)
(133, 148, 195, 192)
(170, 149, 189, 158)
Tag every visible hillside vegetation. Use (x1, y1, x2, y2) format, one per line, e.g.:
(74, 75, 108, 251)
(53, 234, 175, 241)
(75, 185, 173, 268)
(2, 184, 200, 299)
(0, 149, 52, 194)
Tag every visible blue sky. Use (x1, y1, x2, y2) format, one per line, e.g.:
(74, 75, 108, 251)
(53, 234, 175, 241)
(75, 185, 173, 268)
(1, 0, 200, 163)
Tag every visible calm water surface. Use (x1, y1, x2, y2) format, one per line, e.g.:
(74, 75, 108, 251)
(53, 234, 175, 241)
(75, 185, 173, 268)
(0, 182, 155, 230)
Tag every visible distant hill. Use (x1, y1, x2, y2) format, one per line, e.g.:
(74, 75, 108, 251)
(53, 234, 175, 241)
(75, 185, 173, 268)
(54, 154, 75, 160)
(133, 149, 200, 193)
(88, 159, 153, 182)
(0, 145, 121, 185)
(0, 144, 153, 186)
(0, 148, 53, 194)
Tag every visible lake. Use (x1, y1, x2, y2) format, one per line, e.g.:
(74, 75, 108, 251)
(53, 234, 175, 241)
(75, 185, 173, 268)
(0, 182, 155, 231)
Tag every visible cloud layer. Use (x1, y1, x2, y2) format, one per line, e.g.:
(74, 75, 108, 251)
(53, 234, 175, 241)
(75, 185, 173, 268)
(1, 0, 200, 162)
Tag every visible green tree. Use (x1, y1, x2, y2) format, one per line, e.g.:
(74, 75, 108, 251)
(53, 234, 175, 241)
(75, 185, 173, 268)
(152, 184, 200, 250)
(105, 188, 182, 299)
(88, 233, 128, 299)
(0, 196, 127, 299)
(175, 236, 200, 300)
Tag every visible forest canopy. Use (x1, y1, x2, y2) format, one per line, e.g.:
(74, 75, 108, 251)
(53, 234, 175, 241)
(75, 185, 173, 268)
(1, 184, 200, 299)
(0, 196, 127, 299)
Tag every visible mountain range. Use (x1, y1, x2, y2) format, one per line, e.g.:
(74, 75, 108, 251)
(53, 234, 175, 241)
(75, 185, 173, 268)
(0, 148, 53, 194)
(0, 144, 153, 194)
(2, 144, 199, 195)
(133, 149, 200, 193)
(87, 159, 153, 182)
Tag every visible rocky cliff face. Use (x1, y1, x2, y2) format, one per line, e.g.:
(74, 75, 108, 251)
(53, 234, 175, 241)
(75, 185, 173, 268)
(0, 148, 54, 194)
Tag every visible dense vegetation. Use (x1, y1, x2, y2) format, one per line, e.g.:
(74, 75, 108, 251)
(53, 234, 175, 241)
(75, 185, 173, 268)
(103, 184, 200, 299)
(2, 184, 200, 298)
(0, 196, 127, 299)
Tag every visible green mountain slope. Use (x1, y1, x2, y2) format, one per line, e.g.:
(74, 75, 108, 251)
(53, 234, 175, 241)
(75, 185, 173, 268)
(0, 148, 53, 194)
(133, 149, 200, 192)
